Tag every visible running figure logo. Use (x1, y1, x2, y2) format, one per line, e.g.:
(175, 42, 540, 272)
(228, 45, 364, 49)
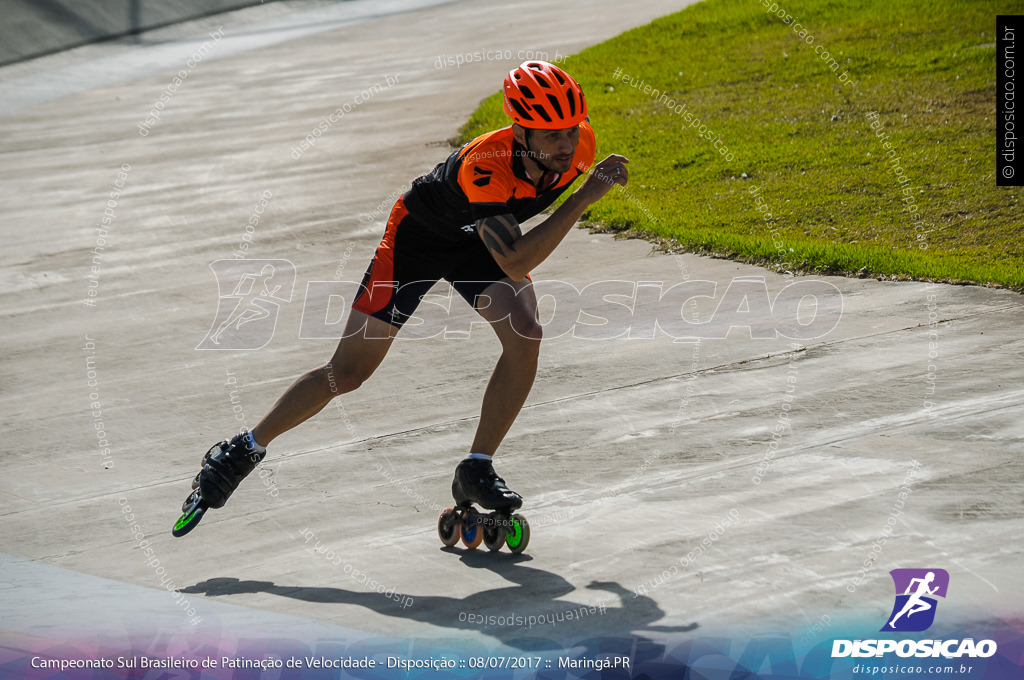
(197, 259, 296, 350)
(881, 568, 950, 632)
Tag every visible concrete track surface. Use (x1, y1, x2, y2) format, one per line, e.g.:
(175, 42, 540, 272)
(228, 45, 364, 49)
(1, 0, 1021, 670)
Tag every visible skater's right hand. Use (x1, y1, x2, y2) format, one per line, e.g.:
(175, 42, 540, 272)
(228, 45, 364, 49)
(574, 154, 630, 205)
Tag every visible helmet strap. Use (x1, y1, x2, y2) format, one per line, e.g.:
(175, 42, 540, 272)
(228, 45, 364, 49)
(522, 129, 554, 177)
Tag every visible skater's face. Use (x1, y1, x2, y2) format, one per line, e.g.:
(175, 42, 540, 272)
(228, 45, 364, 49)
(515, 124, 581, 175)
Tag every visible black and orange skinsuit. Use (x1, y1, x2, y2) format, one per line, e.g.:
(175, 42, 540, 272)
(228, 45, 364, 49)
(352, 122, 597, 327)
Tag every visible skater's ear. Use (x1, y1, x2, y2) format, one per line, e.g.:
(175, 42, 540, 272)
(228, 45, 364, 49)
(512, 124, 529, 147)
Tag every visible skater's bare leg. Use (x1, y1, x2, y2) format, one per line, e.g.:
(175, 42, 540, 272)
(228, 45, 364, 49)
(469, 278, 542, 457)
(251, 310, 398, 446)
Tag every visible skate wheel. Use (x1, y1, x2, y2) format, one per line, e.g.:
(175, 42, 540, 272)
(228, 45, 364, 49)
(172, 499, 207, 538)
(181, 489, 200, 513)
(505, 514, 530, 554)
(483, 521, 506, 552)
(460, 508, 483, 549)
(438, 508, 461, 547)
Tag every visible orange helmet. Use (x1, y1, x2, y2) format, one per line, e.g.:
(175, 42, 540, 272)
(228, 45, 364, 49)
(503, 61, 588, 130)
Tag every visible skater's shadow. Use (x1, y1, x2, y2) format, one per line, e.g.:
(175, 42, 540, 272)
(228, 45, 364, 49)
(183, 555, 697, 650)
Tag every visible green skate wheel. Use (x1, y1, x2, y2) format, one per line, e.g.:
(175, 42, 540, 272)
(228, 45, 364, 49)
(483, 521, 506, 552)
(505, 514, 529, 554)
(172, 502, 207, 537)
(460, 508, 482, 549)
(438, 508, 461, 547)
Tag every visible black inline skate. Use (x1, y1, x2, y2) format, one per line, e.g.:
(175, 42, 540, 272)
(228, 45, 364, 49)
(437, 458, 529, 554)
(172, 430, 265, 537)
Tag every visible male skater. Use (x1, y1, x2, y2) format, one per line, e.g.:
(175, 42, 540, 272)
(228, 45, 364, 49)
(190, 61, 629, 518)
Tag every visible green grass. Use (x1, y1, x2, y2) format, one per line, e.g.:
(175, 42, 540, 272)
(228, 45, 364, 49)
(460, 0, 1023, 289)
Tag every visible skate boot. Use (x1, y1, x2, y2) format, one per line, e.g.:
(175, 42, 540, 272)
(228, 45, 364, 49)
(451, 458, 522, 511)
(172, 430, 265, 537)
(438, 458, 530, 554)
(197, 430, 266, 509)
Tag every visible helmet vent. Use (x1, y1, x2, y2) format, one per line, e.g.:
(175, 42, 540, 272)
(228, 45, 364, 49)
(508, 98, 532, 120)
(546, 94, 564, 118)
